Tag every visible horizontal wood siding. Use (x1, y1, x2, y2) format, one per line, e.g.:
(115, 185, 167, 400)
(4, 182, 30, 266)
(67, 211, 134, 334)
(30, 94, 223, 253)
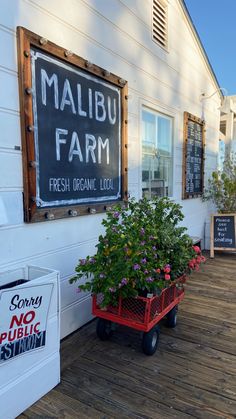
(0, 0, 220, 337)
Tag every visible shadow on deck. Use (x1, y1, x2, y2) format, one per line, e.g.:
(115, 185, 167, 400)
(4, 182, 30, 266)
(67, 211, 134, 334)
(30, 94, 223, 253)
(19, 253, 236, 419)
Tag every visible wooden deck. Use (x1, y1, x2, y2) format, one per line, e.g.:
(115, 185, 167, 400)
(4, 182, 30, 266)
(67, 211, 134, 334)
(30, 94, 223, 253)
(19, 253, 236, 419)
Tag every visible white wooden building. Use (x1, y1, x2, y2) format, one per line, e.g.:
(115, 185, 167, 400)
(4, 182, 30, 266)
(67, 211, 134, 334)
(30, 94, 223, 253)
(0, 0, 222, 338)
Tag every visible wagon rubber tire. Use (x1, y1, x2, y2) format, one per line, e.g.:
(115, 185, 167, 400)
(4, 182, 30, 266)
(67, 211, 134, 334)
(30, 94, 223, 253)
(166, 305, 178, 328)
(142, 326, 160, 356)
(96, 318, 113, 340)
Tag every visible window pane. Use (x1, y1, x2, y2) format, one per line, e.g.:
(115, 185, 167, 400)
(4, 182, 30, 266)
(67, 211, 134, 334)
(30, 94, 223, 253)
(142, 110, 156, 155)
(158, 116, 171, 154)
(142, 108, 173, 198)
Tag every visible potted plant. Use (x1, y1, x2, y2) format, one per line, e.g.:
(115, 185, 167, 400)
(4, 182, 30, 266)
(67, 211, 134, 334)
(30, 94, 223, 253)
(70, 197, 205, 308)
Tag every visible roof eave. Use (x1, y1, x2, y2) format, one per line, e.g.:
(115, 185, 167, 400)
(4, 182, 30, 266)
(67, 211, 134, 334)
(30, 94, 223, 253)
(179, 0, 224, 100)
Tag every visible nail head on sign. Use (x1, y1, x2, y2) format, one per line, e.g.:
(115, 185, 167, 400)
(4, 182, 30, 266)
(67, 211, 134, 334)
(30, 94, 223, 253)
(65, 50, 73, 57)
(89, 208, 96, 214)
(45, 212, 55, 220)
(39, 38, 47, 45)
(68, 209, 78, 217)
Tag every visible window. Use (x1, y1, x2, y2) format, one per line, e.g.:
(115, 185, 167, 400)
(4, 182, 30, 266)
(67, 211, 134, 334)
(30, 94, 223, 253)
(152, 0, 168, 49)
(142, 108, 173, 198)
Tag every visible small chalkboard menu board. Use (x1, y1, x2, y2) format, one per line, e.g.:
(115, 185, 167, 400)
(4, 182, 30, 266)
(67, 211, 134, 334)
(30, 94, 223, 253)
(17, 27, 128, 222)
(210, 214, 236, 258)
(182, 112, 205, 199)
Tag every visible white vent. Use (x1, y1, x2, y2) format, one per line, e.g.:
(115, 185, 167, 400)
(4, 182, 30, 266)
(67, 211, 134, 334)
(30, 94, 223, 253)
(153, 0, 168, 49)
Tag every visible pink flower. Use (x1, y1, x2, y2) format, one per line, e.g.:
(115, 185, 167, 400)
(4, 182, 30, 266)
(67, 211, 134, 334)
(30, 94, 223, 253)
(156, 268, 161, 274)
(188, 258, 196, 270)
(164, 274, 171, 281)
(201, 256, 206, 262)
(193, 245, 201, 254)
(188, 259, 195, 269)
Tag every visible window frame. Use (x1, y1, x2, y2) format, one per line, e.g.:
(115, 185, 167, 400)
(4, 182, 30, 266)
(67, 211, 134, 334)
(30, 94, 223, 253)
(182, 112, 205, 200)
(17, 26, 128, 223)
(141, 104, 174, 200)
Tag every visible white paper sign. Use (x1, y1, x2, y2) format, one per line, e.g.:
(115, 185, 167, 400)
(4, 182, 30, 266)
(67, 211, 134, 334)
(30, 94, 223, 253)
(0, 283, 53, 363)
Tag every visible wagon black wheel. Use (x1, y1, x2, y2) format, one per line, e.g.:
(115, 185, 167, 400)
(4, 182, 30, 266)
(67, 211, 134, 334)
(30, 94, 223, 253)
(142, 326, 160, 356)
(166, 305, 178, 328)
(96, 318, 113, 340)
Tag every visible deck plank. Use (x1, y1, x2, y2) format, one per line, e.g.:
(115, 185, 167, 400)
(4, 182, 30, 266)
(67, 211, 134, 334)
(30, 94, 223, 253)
(18, 253, 236, 419)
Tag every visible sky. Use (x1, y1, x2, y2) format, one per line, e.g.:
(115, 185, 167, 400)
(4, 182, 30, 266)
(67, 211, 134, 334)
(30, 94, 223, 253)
(184, 0, 236, 96)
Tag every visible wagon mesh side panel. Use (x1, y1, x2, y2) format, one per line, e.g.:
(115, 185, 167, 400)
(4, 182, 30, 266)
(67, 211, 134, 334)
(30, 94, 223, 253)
(150, 295, 162, 320)
(94, 285, 184, 327)
(149, 286, 178, 321)
(121, 297, 147, 322)
(95, 295, 147, 323)
(95, 294, 119, 315)
(106, 305, 119, 315)
(163, 286, 175, 307)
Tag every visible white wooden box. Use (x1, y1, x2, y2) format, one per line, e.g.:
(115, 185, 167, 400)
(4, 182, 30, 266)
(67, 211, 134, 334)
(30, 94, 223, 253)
(0, 266, 60, 419)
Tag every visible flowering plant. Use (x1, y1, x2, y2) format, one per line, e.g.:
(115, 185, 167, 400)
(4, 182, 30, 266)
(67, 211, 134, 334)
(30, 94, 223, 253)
(203, 153, 236, 213)
(70, 197, 205, 307)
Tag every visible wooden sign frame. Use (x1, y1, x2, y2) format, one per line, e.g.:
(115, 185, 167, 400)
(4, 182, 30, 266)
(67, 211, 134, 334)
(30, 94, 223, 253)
(17, 27, 128, 223)
(210, 213, 236, 258)
(182, 112, 205, 199)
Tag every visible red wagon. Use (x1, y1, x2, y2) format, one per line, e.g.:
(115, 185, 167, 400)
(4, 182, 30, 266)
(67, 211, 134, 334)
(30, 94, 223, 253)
(92, 278, 185, 355)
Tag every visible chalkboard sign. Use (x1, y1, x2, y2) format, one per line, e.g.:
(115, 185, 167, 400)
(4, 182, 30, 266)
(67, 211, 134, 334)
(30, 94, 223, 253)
(182, 112, 205, 199)
(17, 27, 128, 222)
(210, 214, 236, 257)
